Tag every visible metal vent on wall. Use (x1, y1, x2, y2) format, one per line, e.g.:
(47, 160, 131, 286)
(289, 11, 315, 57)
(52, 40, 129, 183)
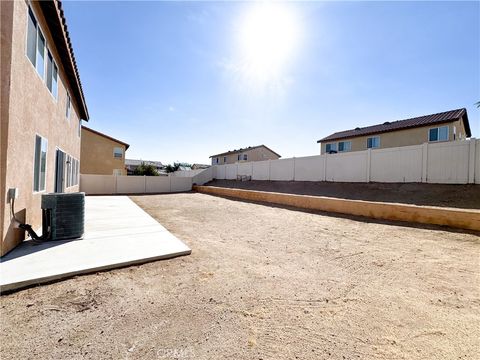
(41, 193, 85, 241)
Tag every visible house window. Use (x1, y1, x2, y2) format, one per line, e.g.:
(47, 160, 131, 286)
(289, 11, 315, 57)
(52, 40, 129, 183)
(113, 147, 123, 159)
(216, 157, 219, 164)
(46, 50, 58, 98)
(237, 154, 241, 161)
(66, 92, 71, 119)
(325, 143, 337, 153)
(223, 156, 227, 163)
(33, 135, 48, 192)
(243, 154, 248, 161)
(429, 125, 449, 142)
(338, 141, 351, 152)
(367, 136, 380, 149)
(26, 8, 46, 79)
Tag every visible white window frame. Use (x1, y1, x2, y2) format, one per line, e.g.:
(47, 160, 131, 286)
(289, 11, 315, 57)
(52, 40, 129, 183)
(429, 125, 449, 142)
(338, 141, 351, 152)
(325, 143, 337, 153)
(367, 136, 380, 149)
(33, 134, 48, 193)
(113, 147, 124, 159)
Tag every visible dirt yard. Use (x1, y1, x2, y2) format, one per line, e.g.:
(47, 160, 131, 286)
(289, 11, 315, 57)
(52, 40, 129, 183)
(1, 193, 479, 359)
(207, 180, 480, 209)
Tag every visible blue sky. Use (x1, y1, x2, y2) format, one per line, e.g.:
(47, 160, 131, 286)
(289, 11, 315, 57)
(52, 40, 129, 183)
(63, 1, 480, 164)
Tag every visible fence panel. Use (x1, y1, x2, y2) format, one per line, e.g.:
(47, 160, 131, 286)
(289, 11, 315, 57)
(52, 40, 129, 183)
(192, 167, 213, 185)
(427, 141, 469, 184)
(215, 165, 226, 180)
(80, 174, 116, 194)
(237, 162, 253, 177)
(370, 145, 422, 183)
(145, 176, 170, 193)
(171, 177, 192, 192)
(270, 158, 295, 181)
(294, 155, 324, 181)
(252, 161, 270, 180)
(326, 151, 368, 182)
(116, 176, 145, 193)
(225, 164, 237, 179)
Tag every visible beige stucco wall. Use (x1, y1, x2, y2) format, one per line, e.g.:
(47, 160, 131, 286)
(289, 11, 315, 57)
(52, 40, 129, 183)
(320, 120, 468, 154)
(1, 1, 82, 256)
(212, 147, 280, 165)
(80, 128, 127, 175)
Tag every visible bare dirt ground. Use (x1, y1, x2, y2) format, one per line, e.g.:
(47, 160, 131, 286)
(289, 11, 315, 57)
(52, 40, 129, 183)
(1, 193, 479, 360)
(207, 180, 480, 209)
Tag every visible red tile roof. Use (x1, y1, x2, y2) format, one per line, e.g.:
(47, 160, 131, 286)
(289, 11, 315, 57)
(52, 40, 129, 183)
(317, 108, 470, 143)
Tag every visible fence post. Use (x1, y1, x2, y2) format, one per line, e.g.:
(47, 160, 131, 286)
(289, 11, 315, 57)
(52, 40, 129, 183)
(169, 174, 172, 192)
(421, 143, 428, 183)
(114, 175, 118, 194)
(251, 161, 254, 179)
(293, 157, 296, 181)
(323, 155, 327, 181)
(468, 138, 476, 184)
(366, 149, 371, 183)
(144, 175, 147, 193)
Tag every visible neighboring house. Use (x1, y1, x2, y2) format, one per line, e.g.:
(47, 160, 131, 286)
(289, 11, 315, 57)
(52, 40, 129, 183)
(210, 145, 281, 165)
(80, 126, 129, 176)
(1, 0, 89, 256)
(318, 108, 471, 154)
(125, 159, 163, 175)
(191, 164, 211, 170)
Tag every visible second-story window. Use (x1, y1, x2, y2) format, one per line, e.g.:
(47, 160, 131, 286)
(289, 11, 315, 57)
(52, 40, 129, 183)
(223, 156, 227, 163)
(243, 154, 248, 161)
(326, 143, 337, 153)
(338, 141, 351, 152)
(113, 147, 123, 159)
(429, 125, 449, 142)
(46, 50, 58, 98)
(26, 8, 46, 79)
(66, 92, 71, 119)
(367, 136, 380, 149)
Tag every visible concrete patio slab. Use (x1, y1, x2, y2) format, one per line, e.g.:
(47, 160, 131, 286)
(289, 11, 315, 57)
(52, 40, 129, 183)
(0, 196, 191, 292)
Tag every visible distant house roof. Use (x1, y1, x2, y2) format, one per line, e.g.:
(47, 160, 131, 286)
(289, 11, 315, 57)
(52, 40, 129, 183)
(209, 145, 281, 158)
(125, 159, 163, 167)
(192, 163, 211, 169)
(39, 1, 89, 120)
(317, 108, 471, 143)
(82, 126, 130, 150)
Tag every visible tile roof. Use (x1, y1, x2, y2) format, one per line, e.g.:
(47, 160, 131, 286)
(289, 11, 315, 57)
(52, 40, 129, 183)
(317, 108, 470, 143)
(82, 126, 130, 150)
(125, 159, 163, 167)
(209, 145, 281, 158)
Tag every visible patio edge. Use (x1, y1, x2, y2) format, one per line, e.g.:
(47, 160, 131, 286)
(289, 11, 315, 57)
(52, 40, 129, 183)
(193, 185, 480, 231)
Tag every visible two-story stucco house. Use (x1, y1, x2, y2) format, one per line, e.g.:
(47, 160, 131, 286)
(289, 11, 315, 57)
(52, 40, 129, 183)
(318, 108, 471, 154)
(210, 145, 281, 165)
(80, 126, 130, 176)
(1, 0, 89, 256)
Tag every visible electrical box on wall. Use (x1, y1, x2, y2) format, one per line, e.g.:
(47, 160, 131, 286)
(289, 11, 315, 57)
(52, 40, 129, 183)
(8, 188, 19, 201)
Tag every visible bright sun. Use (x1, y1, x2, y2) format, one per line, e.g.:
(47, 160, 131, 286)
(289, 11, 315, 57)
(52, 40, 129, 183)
(237, 2, 301, 87)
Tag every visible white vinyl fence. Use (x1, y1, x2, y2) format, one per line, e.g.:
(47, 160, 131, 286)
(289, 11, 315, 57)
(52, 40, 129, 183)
(212, 139, 480, 184)
(80, 174, 193, 195)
